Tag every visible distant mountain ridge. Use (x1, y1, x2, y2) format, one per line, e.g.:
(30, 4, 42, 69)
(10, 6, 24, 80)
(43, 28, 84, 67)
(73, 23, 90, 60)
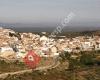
(0, 22, 100, 32)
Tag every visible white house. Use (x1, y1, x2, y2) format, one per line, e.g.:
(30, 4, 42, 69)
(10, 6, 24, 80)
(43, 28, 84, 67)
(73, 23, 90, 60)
(81, 41, 92, 51)
(0, 47, 13, 53)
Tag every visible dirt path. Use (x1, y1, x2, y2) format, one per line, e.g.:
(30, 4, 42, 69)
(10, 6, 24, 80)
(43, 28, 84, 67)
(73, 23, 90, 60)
(0, 59, 60, 79)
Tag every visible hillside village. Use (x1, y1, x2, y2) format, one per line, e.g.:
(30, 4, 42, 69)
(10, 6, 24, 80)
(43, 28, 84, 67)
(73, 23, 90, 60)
(0, 27, 100, 60)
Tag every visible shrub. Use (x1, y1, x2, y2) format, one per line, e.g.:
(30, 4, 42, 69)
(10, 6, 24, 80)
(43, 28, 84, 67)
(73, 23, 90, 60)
(80, 53, 94, 66)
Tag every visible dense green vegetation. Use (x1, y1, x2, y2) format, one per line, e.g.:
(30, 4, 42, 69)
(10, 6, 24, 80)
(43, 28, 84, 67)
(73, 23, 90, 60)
(60, 50, 100, 67)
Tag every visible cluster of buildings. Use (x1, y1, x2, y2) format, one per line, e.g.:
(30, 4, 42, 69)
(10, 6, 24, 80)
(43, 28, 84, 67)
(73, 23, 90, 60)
(57, 36, 100, 53)
(0, 27, 100, 60)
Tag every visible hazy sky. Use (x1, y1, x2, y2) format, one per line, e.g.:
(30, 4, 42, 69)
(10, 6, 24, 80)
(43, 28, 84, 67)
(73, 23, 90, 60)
(0, 0, 100, 27)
